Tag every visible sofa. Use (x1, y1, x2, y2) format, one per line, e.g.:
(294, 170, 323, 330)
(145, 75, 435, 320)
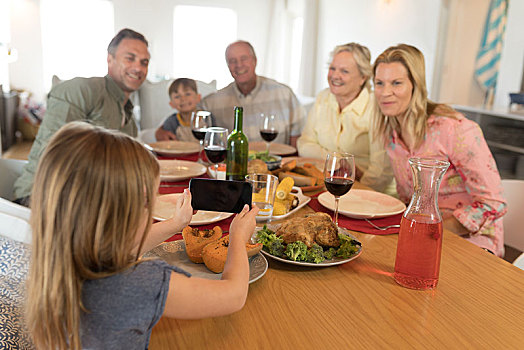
(136, 79, 217, 143)
(0, 197, 33, 348)
(53, 76, 315, 144)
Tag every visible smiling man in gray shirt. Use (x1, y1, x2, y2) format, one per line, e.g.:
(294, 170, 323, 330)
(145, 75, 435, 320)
(201, 40, 305, 147)
(14, 28, 150, 204)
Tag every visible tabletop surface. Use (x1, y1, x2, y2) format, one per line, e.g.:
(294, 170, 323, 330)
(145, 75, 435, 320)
(149, 181, 524, 349)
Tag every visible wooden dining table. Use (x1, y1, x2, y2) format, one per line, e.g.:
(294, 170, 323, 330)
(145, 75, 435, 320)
(149, 176, 524, 349)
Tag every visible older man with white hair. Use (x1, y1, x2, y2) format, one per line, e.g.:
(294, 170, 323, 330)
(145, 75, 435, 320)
(201, 40, 305, 147)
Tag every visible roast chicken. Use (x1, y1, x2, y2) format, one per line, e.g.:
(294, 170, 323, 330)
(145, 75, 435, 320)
(275, 213, 340, 248)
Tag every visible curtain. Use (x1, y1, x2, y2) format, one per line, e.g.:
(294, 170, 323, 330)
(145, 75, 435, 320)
(262, 0, 319, 98)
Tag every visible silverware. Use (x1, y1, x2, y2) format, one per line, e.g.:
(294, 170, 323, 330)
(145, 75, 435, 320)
(364, 218, 400, 231)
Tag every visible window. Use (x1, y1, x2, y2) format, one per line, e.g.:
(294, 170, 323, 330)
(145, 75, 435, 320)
(40, 0, 114, 92)
(173, 6, 237, 89)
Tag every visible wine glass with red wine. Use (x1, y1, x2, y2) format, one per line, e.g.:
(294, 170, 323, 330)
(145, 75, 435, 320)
(324, 152, 355, 226)
(204, 127, 228, 175)
(191, 111, 212, 164)
(259, 114, 278, 154)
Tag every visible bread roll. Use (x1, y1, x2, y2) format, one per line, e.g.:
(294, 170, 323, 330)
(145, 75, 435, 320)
(248, 159, 269, 174)
(202, 235, 263, 273)
(182, 226, 222, 263)
(302, 163, 324, 185)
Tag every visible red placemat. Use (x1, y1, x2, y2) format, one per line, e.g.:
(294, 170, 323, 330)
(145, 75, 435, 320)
(307, 197, 403, 235)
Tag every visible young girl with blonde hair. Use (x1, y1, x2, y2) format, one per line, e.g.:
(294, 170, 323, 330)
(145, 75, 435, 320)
(371, 44, 506, 256)
(26, 121, 258, 349)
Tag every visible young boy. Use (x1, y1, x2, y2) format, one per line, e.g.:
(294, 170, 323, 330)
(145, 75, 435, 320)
(155, 78, 202, 141)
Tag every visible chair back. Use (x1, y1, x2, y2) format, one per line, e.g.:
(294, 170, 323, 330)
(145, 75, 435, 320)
(513, 253, 524, 270)
(502, 179, 524, 252)
(0, 158, 27, 201)
(0, 200, 32, 348)
(0, 197, 31, 244)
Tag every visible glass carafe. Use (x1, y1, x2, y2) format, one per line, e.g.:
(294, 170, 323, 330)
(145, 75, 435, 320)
(394, 157, 450, 290)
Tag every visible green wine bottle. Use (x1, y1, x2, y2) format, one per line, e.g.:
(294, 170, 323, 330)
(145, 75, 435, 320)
(226, 106, 249, 181)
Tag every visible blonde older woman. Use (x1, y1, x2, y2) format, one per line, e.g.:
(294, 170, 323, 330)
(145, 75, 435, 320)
(297, 43, 394, 193)
(371, 44, 506, 256)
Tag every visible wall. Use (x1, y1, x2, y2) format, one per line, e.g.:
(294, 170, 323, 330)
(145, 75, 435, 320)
(437, 0, 489, 106)
(315, 0, 441, 98)
(8, 0, 272, 101)
(494, 0, 524, 108)
(0, 0, 12, 91)
(112, 0, 271, 87)
(8, 0, 44, 100)
(438, 0, 524, 108)
(5, 0, 524, 107)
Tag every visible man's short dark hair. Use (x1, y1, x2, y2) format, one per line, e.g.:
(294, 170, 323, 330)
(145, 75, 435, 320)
(169, 78, 198, 96)
(107, 28, 148, 56)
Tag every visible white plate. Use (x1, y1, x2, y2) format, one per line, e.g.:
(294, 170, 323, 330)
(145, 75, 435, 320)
(318, 189, 406, 219)
(143, 241, 267, 283)
(252, 226, 362, 267)
(153, 193, 234, 224)
(148, 140, 200, 156)
(249, 142, 296, 156)
(271, 187, 311, 220)
(159, 160, 206, 182)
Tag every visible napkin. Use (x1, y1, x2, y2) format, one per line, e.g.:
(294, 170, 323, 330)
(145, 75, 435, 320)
(307, 198, 402, 235)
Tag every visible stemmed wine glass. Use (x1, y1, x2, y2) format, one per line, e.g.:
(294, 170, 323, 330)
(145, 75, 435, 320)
(204, 127, 228, 175)
(259, 114, 278, 154)
(191, 111, 212, 164)
(324, 152, 355, 226)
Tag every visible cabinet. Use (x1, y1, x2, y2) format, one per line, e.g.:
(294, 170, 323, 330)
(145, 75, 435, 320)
(0, 90, 19, 155)
(454, 105, 524, 179)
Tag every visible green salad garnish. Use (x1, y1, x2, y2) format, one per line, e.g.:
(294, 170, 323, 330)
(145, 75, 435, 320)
(255, 225, 361, 263)
(248, 151, 278, 162)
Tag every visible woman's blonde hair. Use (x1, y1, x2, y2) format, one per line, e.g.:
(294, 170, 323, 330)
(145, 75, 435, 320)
(371, 44, 456, 148)
(330, 42, 372, 90)
(26, 122, 159, 350)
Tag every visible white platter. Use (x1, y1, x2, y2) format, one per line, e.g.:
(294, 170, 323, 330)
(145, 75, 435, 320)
(252, 226, 362, 267)
(318, 189, 406, 219)
(143, 241, 267, 283)
(153, 193, 234, 224)
(159, 160, 206, 182)
(148, 140, 200, 156)
(271, 187, 311, 220)
(280, 156, 325, 170)
(249, 142, 297, 156)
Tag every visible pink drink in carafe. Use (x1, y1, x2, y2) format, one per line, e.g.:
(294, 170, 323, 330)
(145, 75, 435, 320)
(393, 158, 449, 290)
(394, 215, 443, 289)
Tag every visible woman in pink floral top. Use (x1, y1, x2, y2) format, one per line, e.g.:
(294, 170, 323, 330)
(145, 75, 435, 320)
(371, 44, 507, 256)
